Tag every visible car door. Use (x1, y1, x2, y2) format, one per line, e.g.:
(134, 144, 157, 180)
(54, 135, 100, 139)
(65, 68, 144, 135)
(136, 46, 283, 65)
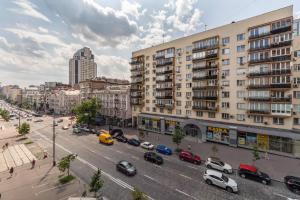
(186, 153, 193, 162)
(210, 175, 224, 187)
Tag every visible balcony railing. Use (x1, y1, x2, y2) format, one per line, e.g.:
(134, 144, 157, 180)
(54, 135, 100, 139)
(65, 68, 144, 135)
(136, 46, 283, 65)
(271, 96, 292, 102)
(130, 73, 143, 78)
(156, 78, 173, 83)
(248, 69, 291, 77)
(270, 83, 291, 89)
(247, 84, 271, 89)
(192, 53, 218, 62)
(192, 74, 218, 81)
(248, 71, 271, 77)
(192, 44, 219, 53)
(156, 69, 173, 75)
(156, 60, 173, 67)
(247, 110, 270, 115)
(270, 25, 292, 34)
(271, 55, 291, 62)
(156, 95, 173, 99)
(192, 105, 218, 111)
(271, 40, 292, 48)
(247, 97, 271, 101)
(156, 87, 173, 91)
(248, 32, 271, 40)
(192, 85, 218, 90)
(192, 64, 218, 71)
(248, 58, 271, 64)
(130, 67, 143, 71)
(271, 69, 291, 75)
(192, 96, 218, 101)
(249, 45, 271, 52)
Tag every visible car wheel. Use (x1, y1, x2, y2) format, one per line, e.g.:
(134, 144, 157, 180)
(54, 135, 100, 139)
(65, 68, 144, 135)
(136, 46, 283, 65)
(240, 174, 246, 178)
(207, 164, 212, 169)
(223, 169, 229, 174)
(293, 188, 300, 195)
(226, 187, 233, 193)
(262, 180, 267, 185)
(205, 179, 212, 185)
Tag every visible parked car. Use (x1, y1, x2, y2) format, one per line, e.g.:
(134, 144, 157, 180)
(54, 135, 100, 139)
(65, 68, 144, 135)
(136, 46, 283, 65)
(141, 142, 154, 150)
(62, 125, 69, 130)
(156, 144, 172, 155)
(179, 150, 201, 165)
(284, 176, 300, 194)
(203, 169, 238, 193)
(116, 160, 136, 176)
(144, 152, 163, 165)
(238, 164, 271, 185)
(205, 157, 233, 174)
(127, 138, 140, 146)
(26, 118, 32, 121)
(111, 129, 124, 137)
(115, 135, 128, 143)
(73, 128, 81, 134)
(99, 133, 114, 145)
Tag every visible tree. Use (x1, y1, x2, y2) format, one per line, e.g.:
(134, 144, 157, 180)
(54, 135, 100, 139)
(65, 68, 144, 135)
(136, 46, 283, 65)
(89, 168, 104, 198)
(132, 187, 148, 200)
(211, 144, 219, 157)
(58, 154, 77, 176)
(0, 108, 10, 122)
(73, 97, 101, 127)
(252, 144, 260, 165)
(172, 125, 185, 150)
(17, 122, 30, 136)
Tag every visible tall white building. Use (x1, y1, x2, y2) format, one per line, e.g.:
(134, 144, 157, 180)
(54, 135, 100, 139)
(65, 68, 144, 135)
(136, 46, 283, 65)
(69, 47, 97, 86)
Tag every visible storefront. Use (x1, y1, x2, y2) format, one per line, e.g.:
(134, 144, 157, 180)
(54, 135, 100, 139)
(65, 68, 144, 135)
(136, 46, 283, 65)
(139, 116, 161, 132)
(206, 126, 230, 144)
(165, 120, 178, 134)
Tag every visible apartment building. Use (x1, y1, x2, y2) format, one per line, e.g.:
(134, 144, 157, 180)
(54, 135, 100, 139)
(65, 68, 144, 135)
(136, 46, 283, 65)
(48, 90, 80, 115)
(130, 6, 300, 157)
(69, 47, 97, 87)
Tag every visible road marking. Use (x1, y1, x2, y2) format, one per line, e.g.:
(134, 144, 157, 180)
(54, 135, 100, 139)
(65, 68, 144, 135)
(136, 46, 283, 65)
(179, 174, 192, 180)
(144, 174, 155, 181)
(154, 165, 162, 169)
(175, 189, 199, 200)
(187, 165, 198, 170)
(58, 193, 77, 200)
(131, 155, 139, 160)
(116, 150, 123, 154)
(32, 182, 48, 188)
(103, 156, 114, 162)
(273, 192, 298, 200)
(33, 131, 155, 200)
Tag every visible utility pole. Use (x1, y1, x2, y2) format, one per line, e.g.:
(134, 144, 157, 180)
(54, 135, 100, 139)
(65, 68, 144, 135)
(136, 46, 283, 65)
(52, 113, 56, 166)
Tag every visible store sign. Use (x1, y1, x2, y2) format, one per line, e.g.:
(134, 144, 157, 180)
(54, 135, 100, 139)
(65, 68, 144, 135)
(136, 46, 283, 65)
(207, 126, 229, 134)
(238, 137, 246, 145)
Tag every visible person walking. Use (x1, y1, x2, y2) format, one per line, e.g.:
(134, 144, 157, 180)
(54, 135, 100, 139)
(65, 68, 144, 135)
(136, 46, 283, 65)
(31, 159, 36, 169)
(9, 167, 14, 178)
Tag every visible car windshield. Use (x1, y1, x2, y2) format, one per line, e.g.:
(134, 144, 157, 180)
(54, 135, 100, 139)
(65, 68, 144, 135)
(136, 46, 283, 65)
(123, 162, 132, 168)
(219, 161, 225, 166)
(222, 174, 229, 182)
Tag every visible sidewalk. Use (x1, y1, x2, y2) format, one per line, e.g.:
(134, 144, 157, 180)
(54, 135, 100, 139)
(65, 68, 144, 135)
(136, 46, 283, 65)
(103, 125, 300, 182)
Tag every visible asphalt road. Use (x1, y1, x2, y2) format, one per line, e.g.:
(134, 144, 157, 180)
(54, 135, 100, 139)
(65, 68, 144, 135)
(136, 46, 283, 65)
(21, 117, 300, 200)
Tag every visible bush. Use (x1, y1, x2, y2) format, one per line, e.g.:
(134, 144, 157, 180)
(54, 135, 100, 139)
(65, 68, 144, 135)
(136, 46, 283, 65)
(59, 175, 75, 184)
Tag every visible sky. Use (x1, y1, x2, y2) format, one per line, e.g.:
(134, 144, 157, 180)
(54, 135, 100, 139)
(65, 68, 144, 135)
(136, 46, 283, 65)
(0, 0, 300, 88)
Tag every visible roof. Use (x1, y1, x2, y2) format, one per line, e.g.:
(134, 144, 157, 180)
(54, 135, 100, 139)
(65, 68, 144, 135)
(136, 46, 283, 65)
(239, 164, 257, 172)
(206, 169, 222, 177)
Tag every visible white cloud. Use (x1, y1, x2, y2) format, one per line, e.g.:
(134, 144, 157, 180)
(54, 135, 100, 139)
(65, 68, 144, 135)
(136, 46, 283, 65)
(121, 0, 147, 19)
(10, 0, 51, 22)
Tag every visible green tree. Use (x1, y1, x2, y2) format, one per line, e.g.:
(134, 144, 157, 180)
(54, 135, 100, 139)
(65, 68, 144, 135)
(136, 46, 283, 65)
(89, 168, 104, 198)
(17, 122, 30, 136)
(172, 125, 185, 150)
(58, 154, 77, 176)
(211, 144, 219, 157)
(132, 187, 148, 200)
(0, 108, 10, 121)
(73, 97, 101, 127)
(252, 144, 260, 165)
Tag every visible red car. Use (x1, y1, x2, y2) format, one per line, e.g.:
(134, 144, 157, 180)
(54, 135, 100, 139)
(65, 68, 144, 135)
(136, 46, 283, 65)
(179, 150, 201, 165)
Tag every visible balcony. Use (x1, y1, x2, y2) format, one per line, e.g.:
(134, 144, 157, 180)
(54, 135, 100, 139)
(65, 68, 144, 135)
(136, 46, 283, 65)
(247, 110, 270, 115)
(271, 55, 291, 62)
(270, 25, 292, 34)
(271, 40, 292, 48)
(156, 95, 173, 99)
(156, 60, 173, 67)
(270, 83, 291, 89)
(192, 44, 219, 53)
(156, 69, 173, 75)
(270, 69, 291, 75)
(248, 71, 271, 77)
(130, 86, 143, 91)
(156, 78, 173, 83)
(247, 97, 271, 101)
(130, 99, 143, 105)
(156, 87, 173, 91)
(192, 53, 218, 62)
(247, 84, 271, 89)
(249, 45, 271, 52)
(130, 94, 143, 98)
(271, 96, 292, 102)
(192, 64, 218, 72)
(130, 60, 143, 65)
(248, 32, 271, 40)
(192, 105, 218, 111)
(192, 74, 218, 81)
(247, 69, 291, 77)
(192, 96, 218, 101)
(192, 85, 218, 90)
(130, 73, 143, 78)
(248, 58, 271, 64)
(130, 67, 143, 71)
(155, 103, 165, 107)
(131, 79, 143, 84)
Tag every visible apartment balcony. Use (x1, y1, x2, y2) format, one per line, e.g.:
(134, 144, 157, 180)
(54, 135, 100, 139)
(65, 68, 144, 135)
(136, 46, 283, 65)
(271, 69, 291, 75)
(192, 74, 218, 81)
(248, 71, 271, 77)
(247, 97, 271, 101)
(192, 64, 218, 72)
(271, 96, 292, 102)
(156, 78, 173, 83)
(130, 86, 143, 91)
(247, 69, 291, 77)
(192, 53, 218, 62)
(130, 94, 143, 98)
(130, 73, 143, 78)
(192, 96, 218, 101)
(131, 79, 143, 84)
(156, 87, 173, 91)
(271, 55, 291, 62)
(271, 40, 292, 48)
(130, 60, 143, 65)
(247, 110, 270, 115)
(248, 32, 271, 40)
(270, 83, 291, 89)
(192, 105, 218, 112)
(248, 58, 271, 64)
(249, 45, 271, 52)
(156, 60, 173, 67)
(247, 84, 271, 89)
(130, 99, 143, 105)
(192, 85, 218, 90)
(130, 67, 143, 72)
(192, 44, 219, 53)
(155, 103, 165, 107)
(156, 69, 173, 75)
(270, 25, 292, 35)
(156, 95, 173, 99)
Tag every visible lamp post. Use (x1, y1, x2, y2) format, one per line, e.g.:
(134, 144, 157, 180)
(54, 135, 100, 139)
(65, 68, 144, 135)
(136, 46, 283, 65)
(52, 113, 56, 166)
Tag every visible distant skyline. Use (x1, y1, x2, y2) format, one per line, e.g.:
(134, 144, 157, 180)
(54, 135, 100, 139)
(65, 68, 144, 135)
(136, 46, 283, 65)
(0, 0, 300, 87)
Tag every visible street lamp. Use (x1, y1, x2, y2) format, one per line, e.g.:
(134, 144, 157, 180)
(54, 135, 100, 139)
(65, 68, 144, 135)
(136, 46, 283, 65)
(52, 113, 56, 166)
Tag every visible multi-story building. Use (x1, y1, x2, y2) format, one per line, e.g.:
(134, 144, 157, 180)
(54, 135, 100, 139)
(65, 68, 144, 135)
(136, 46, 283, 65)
(48, 90, 80, 115)
(1, 85, 22, 104)
(69, 47, 97, 86)
(130, 6, 300, 157)
(93, 85, 132, 126)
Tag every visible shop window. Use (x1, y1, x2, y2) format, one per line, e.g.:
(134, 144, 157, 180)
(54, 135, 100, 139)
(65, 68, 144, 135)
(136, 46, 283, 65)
(208, 112, 215, 118)
(294, 118, 300, 125)
(273, 117, 284, 125)
(176, 109, 181, 115)
(237, 114, 245, 121)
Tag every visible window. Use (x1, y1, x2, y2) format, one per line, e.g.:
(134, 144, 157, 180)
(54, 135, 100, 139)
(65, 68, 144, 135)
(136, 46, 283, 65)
(186, 64, 192, 69)
(237, 33, 245, 41)
(222, 37, 230, 45)
(176, 109, 181, 115)
(222, 69, 230, 77)
(222, 91, 230, 98)
(237, 114, 245, 121)
(294, 104, 300, 113)
(176, 101, 181, 106)
(160, 108, 164, 113)
(146, 107, 150, 111)
(222, 48, 230, 55)
(186, 110, 191, 116)
(186, 45, 193, 52)
(186, 101, 192, 107)
(294, 118, 300, 125)
(176, 92, 181, 97)
(186, 73, 192, 79)
(186, 92, 192, 97)
(237, 80, 245, 86)
(186, 55, 192, 61)
(186, 83, 192, 88)
(152, 107, 156, 112)
(196, 111, 203, 117)
(237, 91, 246, 98)
(294, 64, 300, 71)
(273, 117, 284, 125)
(237, 45, 246, 52)
(222, 113, 230, 119)
(208, 112, 215, 118)
(176, 66, 180, 73)
(294, 77, 300, 84)
(294, 50, 300, 57)
(237, 103, 246, 110)
(221, 80, 230, 86)
(176, 57, 182, 64)
(237, 56, 246, 65)
(294, 91, 300, 99)
(271, 104, 291, 114)
(222, 102, 230, 109)
(253, 116, 263, 123)
(222, 59, 230, 65)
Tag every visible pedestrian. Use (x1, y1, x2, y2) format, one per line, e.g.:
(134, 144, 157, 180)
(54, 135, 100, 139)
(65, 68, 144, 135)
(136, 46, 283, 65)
(31, 159, 36, 169)
(9, 167, 14, 178)
(188, 144, 192, 151)
(43, 152, 48, 159)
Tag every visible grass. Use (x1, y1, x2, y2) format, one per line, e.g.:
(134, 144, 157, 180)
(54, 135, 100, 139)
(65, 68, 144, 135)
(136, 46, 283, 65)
(59, 175, 75, 184)
(24, 141, 33, 145)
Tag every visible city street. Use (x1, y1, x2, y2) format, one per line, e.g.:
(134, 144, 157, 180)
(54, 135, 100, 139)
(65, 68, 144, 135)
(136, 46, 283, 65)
(22, 116, 300, 200)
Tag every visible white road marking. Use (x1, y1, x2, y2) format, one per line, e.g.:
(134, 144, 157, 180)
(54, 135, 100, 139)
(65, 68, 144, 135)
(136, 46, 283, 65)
(144, 174, 155, 181)
(33, 132, 155, 200)
(187, 165, 198, 170)
(32, 182, 48, 188)
(175, 189, 199, 200)
(58, 193, 77, 200)
(273, 192, 298, 200)
(154, 165, 162, 169)
(179, 174, 192, 180)
(103, 156, 114, 162)
(116, 150, 123, 154)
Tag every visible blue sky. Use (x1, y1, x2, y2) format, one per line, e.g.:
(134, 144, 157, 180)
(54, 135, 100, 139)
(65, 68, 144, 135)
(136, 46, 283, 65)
(0, 0, 300, 87)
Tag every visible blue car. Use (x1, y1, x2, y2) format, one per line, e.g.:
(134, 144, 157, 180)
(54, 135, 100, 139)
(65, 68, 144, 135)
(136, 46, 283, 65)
(156, 144, 172, 155)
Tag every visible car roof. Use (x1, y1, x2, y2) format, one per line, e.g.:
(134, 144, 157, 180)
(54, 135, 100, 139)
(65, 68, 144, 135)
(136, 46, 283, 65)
(239, 164, 257, 172)
(208, 157, 221, 162)
(206, 169, 222, 177)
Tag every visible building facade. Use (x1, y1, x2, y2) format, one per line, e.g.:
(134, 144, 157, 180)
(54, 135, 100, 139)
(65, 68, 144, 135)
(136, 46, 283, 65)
(130, 6, 300, 157)
(48, 90, 80, 115)
(1, 85, 22, 104)
(69, 47, 97, 86)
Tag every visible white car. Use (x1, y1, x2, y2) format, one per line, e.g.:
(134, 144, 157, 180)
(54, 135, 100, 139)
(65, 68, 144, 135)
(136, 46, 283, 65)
(205, 157, 233, 174)
(203, 169, 238, 193)
(141, 142, 155, 150)
(62, 125, 69, 130)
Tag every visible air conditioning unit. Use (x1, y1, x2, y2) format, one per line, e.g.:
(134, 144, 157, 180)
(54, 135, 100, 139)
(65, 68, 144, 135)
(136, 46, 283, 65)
(264, 121, 268, 125)
(294, 84, 298, 88)
(293, 112, 297, 115)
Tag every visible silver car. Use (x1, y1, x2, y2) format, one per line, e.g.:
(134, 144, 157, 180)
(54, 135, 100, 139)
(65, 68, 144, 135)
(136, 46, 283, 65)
(205, 157, 233, 174)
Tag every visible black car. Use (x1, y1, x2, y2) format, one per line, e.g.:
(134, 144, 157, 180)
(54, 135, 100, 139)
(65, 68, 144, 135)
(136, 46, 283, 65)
(238, 164, 271, 185)
(284, 176, 300, 194)
(111, 129, 124, 138)
(116, 135, 128, 143)
(144, 152, 163, 165)
(116, 160, 136, 176)
(127, 138, 140, 146)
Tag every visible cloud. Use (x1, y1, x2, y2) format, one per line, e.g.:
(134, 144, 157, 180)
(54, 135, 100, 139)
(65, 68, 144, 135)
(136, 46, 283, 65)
(10, 0, 51, 22)
(121, 0, 147, 19)
(43, 0, 138, 47)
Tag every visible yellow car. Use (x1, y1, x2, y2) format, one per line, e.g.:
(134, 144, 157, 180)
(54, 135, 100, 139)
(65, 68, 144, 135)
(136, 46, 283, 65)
(99, 133, 114, 145)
